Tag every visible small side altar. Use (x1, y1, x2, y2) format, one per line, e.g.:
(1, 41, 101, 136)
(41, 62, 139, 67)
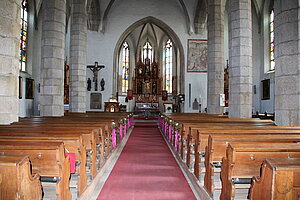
(104, 102, 119, 112)
(104, 98, 120, 112)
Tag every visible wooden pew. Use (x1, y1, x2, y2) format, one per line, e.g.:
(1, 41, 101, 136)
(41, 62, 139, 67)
(0, 127, 99, 179)
(204, 134, 300, 196)
(15, 117, 119, 157)
(190, 128, 300, 176)
(160, 113, 300, 199)
(220, 143, 300, 200)
(0, 113, 132, 199)
(0, 141, 71, 200)
(0, 135, 87, 195)
(179, 120, 274, 161)
(249, 158, 300, 200)
(0, 155, 42, 200)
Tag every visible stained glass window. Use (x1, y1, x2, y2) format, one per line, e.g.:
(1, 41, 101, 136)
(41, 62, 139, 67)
(142, 41, 152, 63)
(165, 39, 172, 93)
(121, 42, 129, 93)
(20, 0, 28, 72)
(270, 8, 275, 71)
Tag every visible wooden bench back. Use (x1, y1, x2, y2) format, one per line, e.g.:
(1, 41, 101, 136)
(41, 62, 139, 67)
(0, 155, 42, 200)
(0, 141, 71, 200)
(220, 143, 300, 200)
(249, 158, 300, 200)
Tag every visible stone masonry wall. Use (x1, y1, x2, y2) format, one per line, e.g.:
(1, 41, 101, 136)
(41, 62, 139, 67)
(0, 0, 20, 124)
(207, 0, 225, 114)
(69, 0, 87, 113)
(228, 0, 253, 118)
(40, 0, 66, 116)
(274, 0, 300, 126)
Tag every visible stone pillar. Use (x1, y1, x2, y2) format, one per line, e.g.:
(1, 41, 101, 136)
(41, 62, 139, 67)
(228, 0, 252, 118)
(0, 0, 20, 124)
(40, 0, 66, 116)
(207, 0, 225, 114)
(274, 0, 300, 126)
(69, 0, 87, 113)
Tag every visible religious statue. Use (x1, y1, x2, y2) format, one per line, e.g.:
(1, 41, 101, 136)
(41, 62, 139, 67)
(87, 61, 105, 91)
(138, 66, 143, 77)
(100, 78, 105, 91)
(137, 81, 143, 94)
(192, 98, 199, 110)
(152, 81, 157, 94)
(87, 78, 92, 91)
(144, 82, 151, 93)
(152, 65, 157, 78)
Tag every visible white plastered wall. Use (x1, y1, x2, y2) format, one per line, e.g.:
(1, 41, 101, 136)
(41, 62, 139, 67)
(86, 0, 207, 112)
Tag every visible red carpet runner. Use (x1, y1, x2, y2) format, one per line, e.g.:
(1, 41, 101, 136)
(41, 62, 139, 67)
(97, 122, 196, 200)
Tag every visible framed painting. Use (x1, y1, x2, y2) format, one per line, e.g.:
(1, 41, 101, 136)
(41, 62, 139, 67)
(187, 39, 208, 72)
(261, 79, 270, 100)
(90, 93, 102, 109)
(19, 76, 22, 99)
(25, 78, 34, 99)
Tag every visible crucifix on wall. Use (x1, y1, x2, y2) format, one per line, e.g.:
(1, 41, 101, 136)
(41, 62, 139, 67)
(87, 62, 105, 91)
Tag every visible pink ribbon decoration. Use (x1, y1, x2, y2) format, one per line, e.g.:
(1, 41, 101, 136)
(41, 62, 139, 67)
(127, 119, 130, 129)
(119, 124, 123, 139)
(124, 123, 127, 137)
(65, 153, 76, 173)
(112, 129, 117, 149)
(175, 130, 179, 150)
(168, 125, 172, 142)
(165, 122, 168, 135)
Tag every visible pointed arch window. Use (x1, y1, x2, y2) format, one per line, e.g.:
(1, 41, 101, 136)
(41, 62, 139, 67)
(269, 8, 275, 71)
(121, 42, 129, 93)
(164, 39, 172, 93)
(142, 41, 153, 63)
(20, 0, 28, 72)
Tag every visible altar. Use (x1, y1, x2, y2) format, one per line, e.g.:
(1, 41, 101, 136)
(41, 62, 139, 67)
(132, 57, 162, 102)
(134, 102, 159, 118)
(130, 44, 164, 118)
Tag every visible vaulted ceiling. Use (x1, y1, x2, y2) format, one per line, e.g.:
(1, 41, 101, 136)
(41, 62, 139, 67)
(31, 0, 267, 34)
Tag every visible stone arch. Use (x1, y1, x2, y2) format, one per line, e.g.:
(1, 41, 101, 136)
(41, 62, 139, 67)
(194, 0, 208, 34)
(87, 0, 101, 31)
(112, 16, 185, 95)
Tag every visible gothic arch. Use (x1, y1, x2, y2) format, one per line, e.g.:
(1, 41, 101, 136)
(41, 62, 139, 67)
(112, 16, 185, 95)
(86, 0, 101, 31)
(194, 0, 207, 34)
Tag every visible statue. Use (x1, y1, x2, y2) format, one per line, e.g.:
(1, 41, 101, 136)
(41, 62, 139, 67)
(87, 78, 92, 91)
(192, 98, 199, 110)
(87, 61, 105, 91)
(144, 82, 151, 93)
(152, 81, 157, 94)
(152, 65, 157, 78)
(137, 81, 143, 94)
(100, 78, 105, 91)
(138, 66, 143, 77)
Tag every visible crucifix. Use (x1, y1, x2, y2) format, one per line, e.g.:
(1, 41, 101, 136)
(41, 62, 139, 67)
(87, 62, 105, 91)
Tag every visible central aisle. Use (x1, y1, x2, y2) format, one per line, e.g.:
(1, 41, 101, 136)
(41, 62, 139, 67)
(97, 122, 196, 200)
